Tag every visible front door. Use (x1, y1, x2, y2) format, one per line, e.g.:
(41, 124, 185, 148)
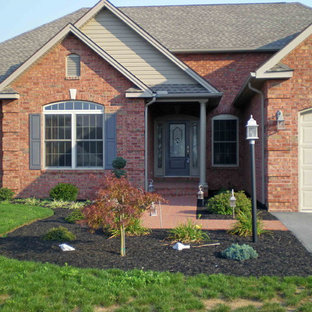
(166, 121, 190, 176)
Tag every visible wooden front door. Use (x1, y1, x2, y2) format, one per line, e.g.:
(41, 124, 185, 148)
(165, 121, 190, 176)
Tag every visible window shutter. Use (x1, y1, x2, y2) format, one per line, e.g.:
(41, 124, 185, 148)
(29, 114, 41, 170)
(67, 54, 80, 77)
(105, 113, 117, 169)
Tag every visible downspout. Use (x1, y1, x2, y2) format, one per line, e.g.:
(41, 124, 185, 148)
(145, 94, 157, 191)
(248, 82, 265, 205)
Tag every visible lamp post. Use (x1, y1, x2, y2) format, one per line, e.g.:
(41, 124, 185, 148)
(246, 115, 259, 243)
(229, 189, 236, 219)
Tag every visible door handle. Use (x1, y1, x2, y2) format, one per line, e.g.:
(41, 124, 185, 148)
(186, 145, 190, 156)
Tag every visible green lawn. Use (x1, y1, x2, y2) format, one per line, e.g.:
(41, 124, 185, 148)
(0, 202, 53, 236)
(1, 202, 312, 311)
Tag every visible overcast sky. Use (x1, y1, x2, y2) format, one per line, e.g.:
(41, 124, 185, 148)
(0, 0, 311, 43)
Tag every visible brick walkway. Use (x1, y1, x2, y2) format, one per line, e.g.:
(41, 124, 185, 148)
(141, 196, 288, 231)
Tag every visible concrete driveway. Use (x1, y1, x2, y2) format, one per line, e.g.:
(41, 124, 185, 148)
(272, 212, 312, 253)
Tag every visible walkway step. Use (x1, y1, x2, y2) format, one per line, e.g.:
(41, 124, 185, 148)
(141, 196, 288, 231)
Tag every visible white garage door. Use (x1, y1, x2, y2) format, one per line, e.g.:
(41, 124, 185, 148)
(299, 110, 312, 212)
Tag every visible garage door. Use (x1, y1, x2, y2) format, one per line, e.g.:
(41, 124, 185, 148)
(299, 110, 312, 212)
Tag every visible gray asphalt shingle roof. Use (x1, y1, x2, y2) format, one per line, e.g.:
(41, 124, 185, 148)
(0, 2, 311, 86)
(121, 2, 312, 52)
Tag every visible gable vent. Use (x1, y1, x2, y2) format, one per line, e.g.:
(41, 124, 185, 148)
(66, 54, 80, 77)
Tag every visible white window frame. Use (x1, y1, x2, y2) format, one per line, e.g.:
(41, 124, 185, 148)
(212, 114, 239, 167)
(43, 102, 105, 170)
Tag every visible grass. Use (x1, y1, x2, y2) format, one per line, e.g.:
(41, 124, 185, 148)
(1, 201, 312, 311)
(0, 202, 53, 236)
(0, 258, 312, 311)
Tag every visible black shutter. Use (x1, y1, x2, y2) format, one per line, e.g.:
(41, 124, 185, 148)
(105, 113, 116, 169)
(29, 114, 41, 170)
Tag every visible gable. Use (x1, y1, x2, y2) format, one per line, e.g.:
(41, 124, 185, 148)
(0, 24, 152, 97)
(80, 8, 196, 88)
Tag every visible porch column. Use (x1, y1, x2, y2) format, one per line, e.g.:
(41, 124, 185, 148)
(199, 100, 208, 187)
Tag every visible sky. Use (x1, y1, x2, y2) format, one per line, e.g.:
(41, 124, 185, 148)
(0, 0, 311, 43)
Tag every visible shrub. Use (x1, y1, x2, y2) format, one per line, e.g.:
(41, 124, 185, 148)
(221, 243, 258, 261)
(49, 183, 78, 201)
(228, 210, 266, 237)
(206, 190, 251, 215)
(81, 175, 164, 256)
(112, 157, 127, 178)
(65, 209, 84, 224)
(0, 188, 14, 201)
(43, 226, 76, 241)
(168, 219, 210, 244)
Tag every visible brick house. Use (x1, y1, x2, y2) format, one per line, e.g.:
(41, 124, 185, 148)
(0, 0, 312, 212)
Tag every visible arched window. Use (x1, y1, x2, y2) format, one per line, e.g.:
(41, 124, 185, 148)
(66, 54, 80, 77)
(44, 101, 104, 168)
(212, 114, 239, 166)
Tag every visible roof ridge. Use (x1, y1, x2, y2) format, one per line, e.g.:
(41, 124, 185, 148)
(119, 2, 305, 9)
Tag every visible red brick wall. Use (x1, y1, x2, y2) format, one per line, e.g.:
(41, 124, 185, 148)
(2, 34, 145, 199)
(177, 52, 272, 192)
(264, 35, 312, 211)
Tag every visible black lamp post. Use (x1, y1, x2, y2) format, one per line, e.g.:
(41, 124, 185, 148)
(246, 115, 259, 243)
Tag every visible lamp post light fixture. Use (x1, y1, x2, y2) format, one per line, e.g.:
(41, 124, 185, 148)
(246, 115, 259, 243)
(229, 189, 236, 219)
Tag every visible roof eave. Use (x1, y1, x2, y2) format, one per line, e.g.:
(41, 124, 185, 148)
(172, 47, 280, 54)
(233, 71, 293, 107)
(0, 93, 20, 99)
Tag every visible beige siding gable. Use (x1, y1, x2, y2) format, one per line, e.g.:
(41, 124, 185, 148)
(81, 9, 195, 87)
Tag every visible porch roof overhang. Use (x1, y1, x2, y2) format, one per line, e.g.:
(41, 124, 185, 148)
(126, 87, 223, 108)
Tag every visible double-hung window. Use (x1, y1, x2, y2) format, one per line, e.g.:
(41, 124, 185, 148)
(212, 114, 238, 166)
(44, 101, 104, 169)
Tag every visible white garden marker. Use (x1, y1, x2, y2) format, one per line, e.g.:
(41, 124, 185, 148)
(59, 244, 75, 251)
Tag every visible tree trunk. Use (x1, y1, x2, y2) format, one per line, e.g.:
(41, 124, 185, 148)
(120, 224, 126, 257)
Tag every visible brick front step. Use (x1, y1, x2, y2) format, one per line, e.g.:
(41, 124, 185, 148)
(153, 181, 199, 197)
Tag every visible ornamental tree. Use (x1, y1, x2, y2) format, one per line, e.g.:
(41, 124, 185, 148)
(81, 175, 164, 256)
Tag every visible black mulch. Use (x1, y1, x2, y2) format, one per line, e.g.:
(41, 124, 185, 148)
(1, 208, 312, 277)
(197, 198, 278, 220)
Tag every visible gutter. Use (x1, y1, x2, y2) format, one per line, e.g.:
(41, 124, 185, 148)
(145, 94, 157, 191)
(247, 82, 265, 205)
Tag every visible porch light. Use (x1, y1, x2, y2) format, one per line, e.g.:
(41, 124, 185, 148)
(276, 110, 285, 130)
(229, 189, 236, 219)
(246, 115, 259, 141)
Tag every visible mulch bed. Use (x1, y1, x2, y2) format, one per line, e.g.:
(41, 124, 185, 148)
(196, 198, 278, 220)
(1, 208, 312, 277)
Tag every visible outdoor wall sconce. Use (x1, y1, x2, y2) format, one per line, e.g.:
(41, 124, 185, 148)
(148, 179, 154, 193)
(276, 110, 285, 130)
(229, 189, 236, 219)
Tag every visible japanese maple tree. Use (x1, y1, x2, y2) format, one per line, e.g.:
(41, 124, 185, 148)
(82, 175, 164, 256)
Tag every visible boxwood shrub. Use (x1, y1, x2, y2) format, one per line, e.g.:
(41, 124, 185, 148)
(0, 187, 14, 201)
(49, 183, 78, 202)
(206, 190, 251, 215)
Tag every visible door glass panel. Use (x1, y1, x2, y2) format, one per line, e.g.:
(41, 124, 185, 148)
(192, 122, 198, 168)
(170, 124, 185, 157)
(157, 124, 163, 169)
